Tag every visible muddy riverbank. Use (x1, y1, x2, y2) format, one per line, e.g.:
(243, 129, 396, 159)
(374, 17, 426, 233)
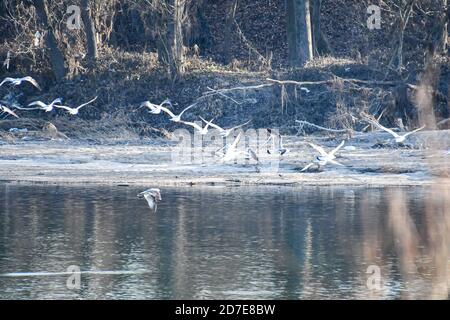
(1, 130, 449, 187)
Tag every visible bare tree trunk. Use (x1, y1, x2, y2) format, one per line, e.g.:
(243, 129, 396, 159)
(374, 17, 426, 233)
(310, 0, 330, 56)
(395, 83, 414, 123)
(158, 0, 185, 80)
(412, 0, 448, 129)
(447, 0, 450, 55)
(429, 0, 448, 55)
(397, 27, 404, 72)
(394, 0, 415, 73)
(286, 0, 313, 67)
(190, 0, 211, 49)
(157, 2, 168, 67)
(81, 0, 98, 67)
(172, 0, 185, 78)
(416, 67, 439, 129)
(223, 0, 238, 64)
(33, 0, 67, 80)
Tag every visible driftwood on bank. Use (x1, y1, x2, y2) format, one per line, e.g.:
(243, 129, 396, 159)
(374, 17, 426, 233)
(194, 74, 446, 132)
(199, 76, 418, 100)
(295, 120, 349, 133)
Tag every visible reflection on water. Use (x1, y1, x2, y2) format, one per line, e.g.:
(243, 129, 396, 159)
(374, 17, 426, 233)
(0, 184, 448, 300)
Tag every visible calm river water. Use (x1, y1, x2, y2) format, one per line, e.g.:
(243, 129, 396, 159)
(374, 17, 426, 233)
(0, 184, 448, 299)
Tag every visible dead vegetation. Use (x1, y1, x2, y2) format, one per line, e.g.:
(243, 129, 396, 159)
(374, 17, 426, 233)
(0, 0, 448, 140)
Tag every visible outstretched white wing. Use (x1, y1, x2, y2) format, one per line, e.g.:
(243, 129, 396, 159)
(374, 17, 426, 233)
(300, 163, 315, 172)
(330, 140, 345, 156)
(230, 119, 252, 130)
(159, 106, 176, 118)
(178, 102, 198, 118)
(54, 105, 74, 112)
(51, 98, 63, 105)
(403, 125, 425, 138)
(221, 133, 244, 162)
(328, 159, 344, 166)
(28, 101, 47, 108)
(21, 76, 41, 90)
(367, 119, 399, 138)
(0, 105, 19, 118)
(179, 120, 203, 132)
(308, 142, 328, 157)
(138, 188, 161, 213)
(15, 106, 42, 110)
(0, 77, 14, 87)
(76, 96, 97, 111)
(139, 101, 153, 110)
(203, 118, 216, 130)
(143, 193, 157, 212)
(230, 132, 242, 149)
(160, 99, 173, 108)
(200, 116, 223, 131)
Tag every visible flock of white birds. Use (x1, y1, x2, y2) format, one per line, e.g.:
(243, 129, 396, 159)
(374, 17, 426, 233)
(137, 95, 429, 173)
(136, 89, 436, 217)
(0, 76, 97, 117)
(1, 75, 432, 212)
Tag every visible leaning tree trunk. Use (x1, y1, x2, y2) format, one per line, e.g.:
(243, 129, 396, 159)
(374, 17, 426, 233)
(80, 0, 98, 67)
(310, 0, 330, 56)
(33, 0, 67, 80)
(286, 0, 314, 67)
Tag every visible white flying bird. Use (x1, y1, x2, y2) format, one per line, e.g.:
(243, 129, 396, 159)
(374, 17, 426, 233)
(26, 98, 63, 112)
(301, 140, 345, 172)
(179, 118, 215, 135)
(139, 99, 172, 114)
(137, 188, 162, 213)
(365, 118, 425, 144)
(55, 96, 97, 115)
(0, 76, 41, 90)
(160, 102, 198, 122)
(200, 117, 252, 137)
(0, 105, 19, 118)
(220, 133, 249, 162)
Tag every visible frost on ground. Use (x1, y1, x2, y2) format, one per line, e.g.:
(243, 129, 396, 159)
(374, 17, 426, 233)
(0, 130, 449, 187)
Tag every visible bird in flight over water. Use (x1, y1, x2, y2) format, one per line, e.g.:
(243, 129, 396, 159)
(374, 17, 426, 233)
(137, 188, 162, 213)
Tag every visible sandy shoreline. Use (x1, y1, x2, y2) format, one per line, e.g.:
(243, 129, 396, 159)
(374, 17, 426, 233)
(1, 130, 449, 187)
